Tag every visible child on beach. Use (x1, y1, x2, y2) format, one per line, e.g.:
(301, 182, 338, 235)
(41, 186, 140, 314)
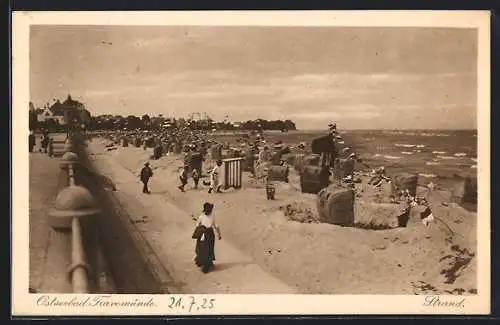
(208, 160, 223, 194)
(178, 165, 189, 192)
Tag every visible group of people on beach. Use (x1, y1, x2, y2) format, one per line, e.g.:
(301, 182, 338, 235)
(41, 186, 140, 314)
(131, 123, 351, 273)
(138, 154, 224, 195)
(107, 121, 372, 273)
(137, 159, 222, 273)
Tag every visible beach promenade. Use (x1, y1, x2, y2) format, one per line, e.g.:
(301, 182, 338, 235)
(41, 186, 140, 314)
(83, 136, 477, 295)
(86, 140, 295, 294)
(29, 134, 116, 294)
(29, 135, 73, 293)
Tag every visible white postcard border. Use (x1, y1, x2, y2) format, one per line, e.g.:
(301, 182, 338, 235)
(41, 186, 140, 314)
(12, 10, 491, 316)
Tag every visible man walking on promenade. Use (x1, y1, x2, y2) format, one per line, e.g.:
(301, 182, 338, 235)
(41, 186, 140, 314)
(139, 162, 154, 194)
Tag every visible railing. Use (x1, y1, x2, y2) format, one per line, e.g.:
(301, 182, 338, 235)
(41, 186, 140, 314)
(222, 157, 243, 190)
(48, 135, 101, 293)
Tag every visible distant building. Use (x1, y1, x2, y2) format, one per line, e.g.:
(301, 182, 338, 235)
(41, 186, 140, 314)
(37, 101, 66, 125)
(37, 94, 87, 126)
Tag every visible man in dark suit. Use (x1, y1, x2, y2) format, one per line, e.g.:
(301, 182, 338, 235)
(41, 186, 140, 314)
(139, 162, 154, 194)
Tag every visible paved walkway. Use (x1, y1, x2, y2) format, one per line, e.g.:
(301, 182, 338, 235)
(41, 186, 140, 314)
(87, 142, 295, 294)
(29, 143, 73, 293)
(29, 135, 115, 293)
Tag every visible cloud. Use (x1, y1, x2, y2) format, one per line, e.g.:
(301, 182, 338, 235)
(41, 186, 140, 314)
(289, 104, 382, 120)
(162, 91, 228, 99)
(81, 89, 116, 98)
(30, 26, 477, 130)
(130, 37, 177, 49)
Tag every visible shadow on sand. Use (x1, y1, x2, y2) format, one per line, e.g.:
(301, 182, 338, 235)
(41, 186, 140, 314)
(210, 261, 252, 272)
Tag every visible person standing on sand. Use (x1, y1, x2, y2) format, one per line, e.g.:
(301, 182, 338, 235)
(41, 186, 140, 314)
(257, 145, 271, 166)
(192, 168, 201, 189)
(208, 160, 223, 194)
(184, 146, 193, 166)
(139, 162, 154, 194)
(326, 125, 339, 168)
(192, 202, 222, 273)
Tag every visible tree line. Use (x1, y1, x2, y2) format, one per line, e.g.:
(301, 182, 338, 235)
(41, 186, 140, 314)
(87, 114, 297, 132)
(28, 98, 297, 132)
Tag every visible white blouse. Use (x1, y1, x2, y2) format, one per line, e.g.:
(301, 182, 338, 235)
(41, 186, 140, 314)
(197, 213, 217, 229)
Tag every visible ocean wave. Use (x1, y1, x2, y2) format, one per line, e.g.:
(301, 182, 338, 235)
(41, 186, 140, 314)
(419, 173, 437, 178)
(401, 151, 414, 155)
(373, 154, 403, 160)
(384, 155, 403, 160)
(437, 156, 458, 160)
(382, 131, 451, 137)
(471, 165, 477, 169)
(454, 153, 467, 157)
(416, 144, 426, 148)
(414, 150, 422, 153)
(420, 132, 450, 137)
(426, 162, 441, 166)
(395, 144, 416, 148)
(470, 158, 478, 163)
(432, 151, 447, 154)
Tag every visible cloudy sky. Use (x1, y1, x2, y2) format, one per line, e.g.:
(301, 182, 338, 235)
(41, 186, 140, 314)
(30, 25, 477, 130)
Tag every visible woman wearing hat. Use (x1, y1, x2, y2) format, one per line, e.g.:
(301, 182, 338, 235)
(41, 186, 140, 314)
(139, 162, 154, 194)
(192, 202, 222, 273)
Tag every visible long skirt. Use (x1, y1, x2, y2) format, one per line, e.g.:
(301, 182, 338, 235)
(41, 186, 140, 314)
(195, 228, 216, 271)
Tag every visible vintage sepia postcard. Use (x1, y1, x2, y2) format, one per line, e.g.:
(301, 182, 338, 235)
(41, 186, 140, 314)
(12, 10, 491, 316)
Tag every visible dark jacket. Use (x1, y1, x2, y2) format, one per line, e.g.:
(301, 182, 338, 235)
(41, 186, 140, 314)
(41, 135, 50, 148)
(140, 166, 153, 182)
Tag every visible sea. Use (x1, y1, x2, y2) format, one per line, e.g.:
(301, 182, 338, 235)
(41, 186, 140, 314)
(219, 129, 478, 190)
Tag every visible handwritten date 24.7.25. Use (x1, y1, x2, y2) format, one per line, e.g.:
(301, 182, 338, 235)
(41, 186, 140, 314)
(168, 296, 216, 312)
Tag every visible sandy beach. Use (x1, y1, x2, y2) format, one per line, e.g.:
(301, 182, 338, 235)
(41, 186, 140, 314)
(85, 137, 477, 295)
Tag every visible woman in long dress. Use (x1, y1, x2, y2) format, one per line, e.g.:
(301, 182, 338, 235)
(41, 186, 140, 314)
(193, 202, 222, 273)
